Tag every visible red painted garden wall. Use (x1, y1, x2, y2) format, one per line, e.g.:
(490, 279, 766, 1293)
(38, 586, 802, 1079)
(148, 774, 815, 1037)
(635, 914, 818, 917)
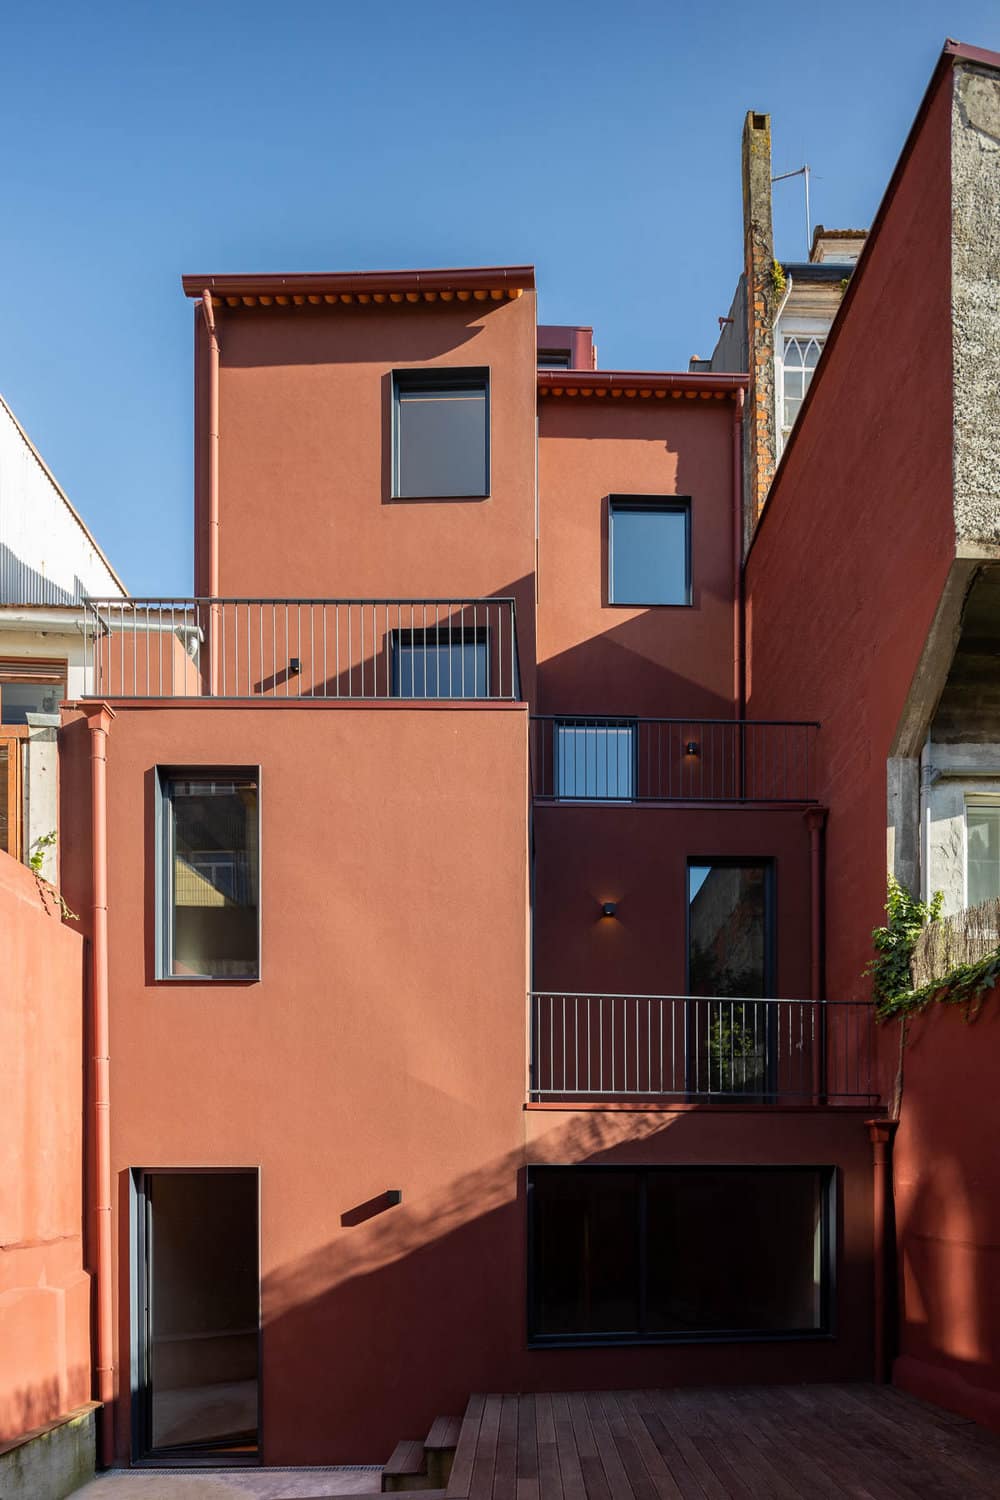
(892, 995, 1000, 1430)
(0, 851, 91, 1442)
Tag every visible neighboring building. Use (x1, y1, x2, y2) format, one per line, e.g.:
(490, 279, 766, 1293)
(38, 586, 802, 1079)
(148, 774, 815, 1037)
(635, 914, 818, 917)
(0, 395, 126, 875)
(691, 130, 867, 543)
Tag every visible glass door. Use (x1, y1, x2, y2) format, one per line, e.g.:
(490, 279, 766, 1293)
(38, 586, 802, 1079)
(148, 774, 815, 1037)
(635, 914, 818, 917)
(135, 1171, 259, 1463)
(687, 861, 775, 1097)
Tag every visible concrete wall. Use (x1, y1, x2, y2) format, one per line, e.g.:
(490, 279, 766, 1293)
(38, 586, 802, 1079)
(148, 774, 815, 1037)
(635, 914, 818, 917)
(892, 994, 1000, 1429)
(0, 851, 91, 1444)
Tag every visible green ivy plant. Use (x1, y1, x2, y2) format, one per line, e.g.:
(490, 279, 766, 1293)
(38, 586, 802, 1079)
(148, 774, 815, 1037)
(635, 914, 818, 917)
(28, 829, 57, 875)
(867, 875, 942, 1018)
(771, 259, 786, 298)
(28, 830, 78, 921)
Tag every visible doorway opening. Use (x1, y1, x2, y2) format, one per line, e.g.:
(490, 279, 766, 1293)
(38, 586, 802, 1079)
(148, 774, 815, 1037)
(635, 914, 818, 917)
(132, 1169, 259, 1464)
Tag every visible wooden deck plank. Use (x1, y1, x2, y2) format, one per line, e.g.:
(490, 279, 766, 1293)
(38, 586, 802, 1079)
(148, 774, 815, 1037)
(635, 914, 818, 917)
(821, 1385, 1000, 1498)
(552, 1393, 589, 1500)
(447, 1393, 486, 1500)
(596, 1392, 660, 1500)
(758, 1386, 922, 1500)
(811, 1385, 983, 1500)
(468, 1396, 503, 1500)
(493, 1393, 520, 1500)
(613, 1393, 686, 1500)
(709, 1388, 861, 1500)
(534, 1393, 565, 1500)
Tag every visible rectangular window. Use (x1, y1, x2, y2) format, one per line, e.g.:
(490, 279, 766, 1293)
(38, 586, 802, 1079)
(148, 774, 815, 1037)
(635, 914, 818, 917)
(608, 498, 690, 606)
(0, 657, 66, 724)
(537, 348, 571, 368)
(392, 368, 489, 498)
(781, 336, 824, 439)
(555, 720, 635, 800)
(158, 771, 260, 979)
(391, 627, 489, 699)
(966, 803, 1000, 907)
(528, 1166, 831, 1344)
(688, 860, 774, 1096)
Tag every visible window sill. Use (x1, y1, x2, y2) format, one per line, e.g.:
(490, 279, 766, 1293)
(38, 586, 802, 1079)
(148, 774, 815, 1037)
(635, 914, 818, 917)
(153, 975, 261, 986)
(606, 600, 693, 609)
(389, 492, 491, 502)
(527, 1329, 833, 1349)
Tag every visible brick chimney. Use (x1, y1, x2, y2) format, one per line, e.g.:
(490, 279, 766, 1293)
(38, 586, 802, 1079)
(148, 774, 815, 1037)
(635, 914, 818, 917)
(742, 110, 777, 542)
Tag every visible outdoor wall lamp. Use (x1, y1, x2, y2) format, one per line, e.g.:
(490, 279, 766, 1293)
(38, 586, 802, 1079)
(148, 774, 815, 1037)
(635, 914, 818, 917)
(601, 901, 618, 918)
(684, 740, 701, 757)
(386, 1189, 403, 1206)
(289, 657, 302, 675)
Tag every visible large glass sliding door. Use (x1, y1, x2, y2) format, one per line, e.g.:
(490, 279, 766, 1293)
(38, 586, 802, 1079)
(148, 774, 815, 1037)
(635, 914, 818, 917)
(134, 1170, 259, 1463)
(687, 861, 774, 1096)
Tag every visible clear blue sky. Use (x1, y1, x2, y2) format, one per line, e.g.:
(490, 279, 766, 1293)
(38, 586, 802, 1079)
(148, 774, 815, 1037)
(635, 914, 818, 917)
(2, 1, 996, 595)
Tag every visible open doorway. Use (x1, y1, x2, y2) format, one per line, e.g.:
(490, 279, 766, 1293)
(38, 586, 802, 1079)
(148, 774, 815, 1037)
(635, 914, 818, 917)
(132, 1170, 259, 1464)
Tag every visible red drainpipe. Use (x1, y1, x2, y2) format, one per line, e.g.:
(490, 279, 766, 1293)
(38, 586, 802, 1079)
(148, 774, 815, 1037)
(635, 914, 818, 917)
(868, 1118, 899, 1383)
(732, 387, 746, 719)
(84, 702, 116, 1463)
(201, 291, 221, 694)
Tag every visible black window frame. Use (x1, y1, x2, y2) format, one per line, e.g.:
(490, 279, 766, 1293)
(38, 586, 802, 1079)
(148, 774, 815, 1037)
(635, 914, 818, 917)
(391, 366, 490, 500)
(390, 625, 491, 699)
(608, 496, 692, 607)
(526, 1163, 836, 1348)
(553, 718, 638, 802)
(155, 766, 262, 983)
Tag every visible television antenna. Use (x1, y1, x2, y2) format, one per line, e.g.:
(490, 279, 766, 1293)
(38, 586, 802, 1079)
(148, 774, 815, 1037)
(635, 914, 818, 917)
(772, 164, 811, 257)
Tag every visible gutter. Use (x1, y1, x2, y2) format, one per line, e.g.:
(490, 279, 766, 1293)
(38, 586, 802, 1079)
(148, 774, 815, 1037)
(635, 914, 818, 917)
(200, 292, 221, 696)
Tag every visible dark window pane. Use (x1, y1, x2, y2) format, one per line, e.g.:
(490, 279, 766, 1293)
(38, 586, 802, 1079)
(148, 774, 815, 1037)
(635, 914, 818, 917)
(392, 629, 489, 699)
(531, 1170, 640, 1337)
(538, 349, 571, 368)
(688, 863, 769, 998)
(645, 1169, 824, 1334)
(395, 372, 488, 498)
(610, 503, 689, 605)
(1, 680, 65, 724)
(556, 722, 634, 799)
(166, 776, 259, 978)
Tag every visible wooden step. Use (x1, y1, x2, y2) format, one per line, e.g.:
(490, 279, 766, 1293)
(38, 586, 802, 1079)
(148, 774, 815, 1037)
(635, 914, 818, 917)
(382, 1439, 434, 1493)
(424, 1416, 463, 1487)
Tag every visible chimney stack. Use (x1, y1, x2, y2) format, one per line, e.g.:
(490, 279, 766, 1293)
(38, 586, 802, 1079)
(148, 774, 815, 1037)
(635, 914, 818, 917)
(742, 110, 778, 541)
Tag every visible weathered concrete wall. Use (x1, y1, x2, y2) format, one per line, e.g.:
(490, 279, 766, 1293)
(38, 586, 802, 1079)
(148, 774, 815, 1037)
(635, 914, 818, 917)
(0, 1405, 96, 1500)
(742, 112, 777, 540)
(0, 852, 91, 1444)
(952, 63, 1000, 557)
(893, 994, 1000, 1429)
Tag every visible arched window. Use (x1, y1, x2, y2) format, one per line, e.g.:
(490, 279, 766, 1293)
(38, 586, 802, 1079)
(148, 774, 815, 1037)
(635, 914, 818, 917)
(781, 335, 824, 438)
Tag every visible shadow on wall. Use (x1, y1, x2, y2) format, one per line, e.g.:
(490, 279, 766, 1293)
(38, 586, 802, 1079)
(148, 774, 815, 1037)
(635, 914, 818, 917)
(0, 542, 91, 608)
(255, 1108, 872, 1465)
(0, 1374, 93, 1448)
(892, 995, 1000, 1428)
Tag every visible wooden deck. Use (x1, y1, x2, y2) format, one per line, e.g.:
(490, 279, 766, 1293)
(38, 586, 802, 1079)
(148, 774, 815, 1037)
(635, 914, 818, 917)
(444, 1386, 1000, 1500)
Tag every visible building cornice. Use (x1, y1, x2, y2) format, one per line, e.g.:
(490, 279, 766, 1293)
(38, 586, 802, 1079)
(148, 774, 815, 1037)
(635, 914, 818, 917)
(182, 266, 534, 309)
(538, 370, 746, 401)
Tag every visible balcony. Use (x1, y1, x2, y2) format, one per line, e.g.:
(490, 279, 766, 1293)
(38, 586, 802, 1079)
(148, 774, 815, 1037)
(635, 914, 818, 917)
(83, 597, 521, 702)
(530, 716, 818, 803)
(528, 992, 876, 1105)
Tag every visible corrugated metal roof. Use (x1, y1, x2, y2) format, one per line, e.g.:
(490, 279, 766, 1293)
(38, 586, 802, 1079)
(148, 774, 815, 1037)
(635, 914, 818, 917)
(0, 394, 127, 604)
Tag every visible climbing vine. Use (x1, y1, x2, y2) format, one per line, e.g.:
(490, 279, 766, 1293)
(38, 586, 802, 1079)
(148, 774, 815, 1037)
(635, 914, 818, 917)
(868, 875, 1000, 1022)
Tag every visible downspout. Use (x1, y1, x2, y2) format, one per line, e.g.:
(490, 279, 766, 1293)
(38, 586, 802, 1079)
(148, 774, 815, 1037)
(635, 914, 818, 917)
(201, 291, 221, 695)
(732, 387, 746, 719)
(805, 806, 828, 1102)
(919, 736, 933, 902)
(84, 702, 116, 1464)
(867, 1118, 899, 1383)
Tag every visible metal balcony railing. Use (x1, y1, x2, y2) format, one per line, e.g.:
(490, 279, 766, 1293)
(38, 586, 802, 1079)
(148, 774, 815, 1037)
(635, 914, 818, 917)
(530, 716, 818, 803)
(82, 597, 522, 702)
(528, 992, 876, 1104)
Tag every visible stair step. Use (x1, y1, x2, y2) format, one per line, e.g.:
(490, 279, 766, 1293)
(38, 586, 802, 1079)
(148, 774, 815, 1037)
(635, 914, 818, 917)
(383, 1439, 437, 1493)
(425, 1416, 462, 1452)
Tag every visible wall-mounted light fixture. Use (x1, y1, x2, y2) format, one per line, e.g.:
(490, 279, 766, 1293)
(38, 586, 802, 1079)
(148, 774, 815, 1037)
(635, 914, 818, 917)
(289, 657, 302, 675)
(684, 740, 701, 757)
(601, 901, 618, 918)
(386, 1189, 403, 1206)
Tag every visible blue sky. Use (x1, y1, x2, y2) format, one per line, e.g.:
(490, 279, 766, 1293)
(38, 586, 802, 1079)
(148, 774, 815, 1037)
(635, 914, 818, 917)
(2, 1, 997, 595)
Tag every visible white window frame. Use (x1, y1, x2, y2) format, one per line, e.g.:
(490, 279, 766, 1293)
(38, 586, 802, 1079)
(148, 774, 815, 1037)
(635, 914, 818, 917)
(774, 320, 827, 453)
(963, 795, 1000, 910)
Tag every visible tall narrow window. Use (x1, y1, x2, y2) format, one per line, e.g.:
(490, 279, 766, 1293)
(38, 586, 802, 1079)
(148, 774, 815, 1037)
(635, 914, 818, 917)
(393, 368, 489, 498)
(159, 772, 260, 979)
(688, 860, 773, 1095)
(555, 720, 635, 800)
(608, 499, 690, 606)
(781, 336, 824, 439)
(966, 803, 1000, 907)
(391, 627, 489, 699)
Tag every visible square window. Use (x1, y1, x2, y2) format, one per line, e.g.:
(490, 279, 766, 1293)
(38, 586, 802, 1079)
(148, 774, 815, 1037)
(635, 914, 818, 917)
(609, 499, 690, 606)
(555, 721, 635, 800)
(391, 627, 489, 699)
(0, 658, 67, 724)
(392, 368, 489, 498)
(158, 771, 259, 980)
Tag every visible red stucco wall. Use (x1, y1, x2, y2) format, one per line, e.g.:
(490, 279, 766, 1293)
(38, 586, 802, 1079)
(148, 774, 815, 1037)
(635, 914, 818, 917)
(0, 852, 91, 1442)
(744, 66, 955, 1013)
(892, 996, 1000, 1430)
(537, 397, 737, 718)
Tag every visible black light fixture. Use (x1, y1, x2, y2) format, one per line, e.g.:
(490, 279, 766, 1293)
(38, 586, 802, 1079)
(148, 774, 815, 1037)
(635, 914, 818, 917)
(684, 740, 701, 757)
(386, 1189, 403, 1207)
(289, 657, 302, 675)
(601, 901, 618, 918)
